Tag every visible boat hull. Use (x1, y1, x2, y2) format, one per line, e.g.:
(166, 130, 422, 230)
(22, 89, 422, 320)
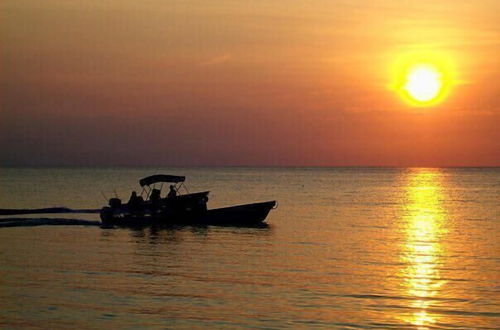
(100, 201, 276, 228)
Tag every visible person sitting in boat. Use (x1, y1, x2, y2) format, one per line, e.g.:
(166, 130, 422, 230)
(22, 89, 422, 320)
(127, 191, 144, 213)
(150, 188, 161, 203)
(149, 188, 162, 212)
(168, 185, 177, 198)
(128, 191, 138, 203)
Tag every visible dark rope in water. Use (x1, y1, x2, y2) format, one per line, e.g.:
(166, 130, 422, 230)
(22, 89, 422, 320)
(0, 218, 101, 228)
(0, 208, 101, 216)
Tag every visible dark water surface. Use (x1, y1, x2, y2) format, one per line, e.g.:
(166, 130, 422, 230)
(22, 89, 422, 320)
(0, 167, 498, 328)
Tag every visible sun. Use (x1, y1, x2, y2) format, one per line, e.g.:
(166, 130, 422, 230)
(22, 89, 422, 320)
(404, 64, 441, 102)
(390, 51, 456, 107)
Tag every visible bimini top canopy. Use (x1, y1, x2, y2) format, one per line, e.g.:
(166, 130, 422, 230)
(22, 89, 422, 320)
(139, 174, 185, 187)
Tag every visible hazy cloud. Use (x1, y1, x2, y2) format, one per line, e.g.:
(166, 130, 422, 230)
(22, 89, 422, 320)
(199, 54, 232, 66)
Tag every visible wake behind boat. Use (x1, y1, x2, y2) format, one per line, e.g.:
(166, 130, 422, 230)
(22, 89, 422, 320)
(100, 174, 276, 227)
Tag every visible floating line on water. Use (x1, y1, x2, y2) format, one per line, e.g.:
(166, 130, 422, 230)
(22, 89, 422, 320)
(0, 218, 101, 228)
(0, 208, 100, 215)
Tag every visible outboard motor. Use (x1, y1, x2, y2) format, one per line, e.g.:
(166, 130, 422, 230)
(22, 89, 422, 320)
(109, 197, 122, 210)
(100, 197, 122, 226)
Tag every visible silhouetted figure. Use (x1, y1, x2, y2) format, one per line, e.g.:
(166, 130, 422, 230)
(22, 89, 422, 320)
(150, 188, 161, 202)
(128, 191, 144, 215)
(149, 188, 162, 213)
(168, 185, 177, 198)
(128, 191, 138, 204)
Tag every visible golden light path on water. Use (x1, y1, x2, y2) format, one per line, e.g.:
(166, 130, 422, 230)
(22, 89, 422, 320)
(400, 169, 448, 328)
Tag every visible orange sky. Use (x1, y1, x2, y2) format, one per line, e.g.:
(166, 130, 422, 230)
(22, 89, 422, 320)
(1, 0, 499, 166)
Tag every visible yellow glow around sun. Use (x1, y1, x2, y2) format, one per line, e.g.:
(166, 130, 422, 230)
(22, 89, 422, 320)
(404, 64, 441, 102)
(390, 51, 455, 107)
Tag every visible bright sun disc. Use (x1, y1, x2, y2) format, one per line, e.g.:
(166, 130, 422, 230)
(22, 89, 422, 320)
(405, 65, 441, 102)
(390, 51, 456, 107)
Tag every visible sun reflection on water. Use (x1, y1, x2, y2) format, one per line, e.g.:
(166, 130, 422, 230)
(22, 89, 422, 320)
(400, 169, 448, 328)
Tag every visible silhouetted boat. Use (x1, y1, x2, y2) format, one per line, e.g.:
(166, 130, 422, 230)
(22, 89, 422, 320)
(100, 174, 276, 227)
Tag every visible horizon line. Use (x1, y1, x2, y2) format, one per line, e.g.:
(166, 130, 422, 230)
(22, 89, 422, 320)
(1, 164, 499, 169)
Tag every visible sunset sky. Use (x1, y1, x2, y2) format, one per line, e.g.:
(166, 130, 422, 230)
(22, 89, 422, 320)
(2, 0, 499, 166)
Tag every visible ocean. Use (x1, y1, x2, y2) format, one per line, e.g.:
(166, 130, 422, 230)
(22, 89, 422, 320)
(0, 167, 498, 328)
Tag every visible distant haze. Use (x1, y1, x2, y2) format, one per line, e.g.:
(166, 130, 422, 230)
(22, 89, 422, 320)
(1, 0, 499, 166)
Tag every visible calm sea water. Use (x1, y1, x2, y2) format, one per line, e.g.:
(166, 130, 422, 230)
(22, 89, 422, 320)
(0, 167, 498, 329)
